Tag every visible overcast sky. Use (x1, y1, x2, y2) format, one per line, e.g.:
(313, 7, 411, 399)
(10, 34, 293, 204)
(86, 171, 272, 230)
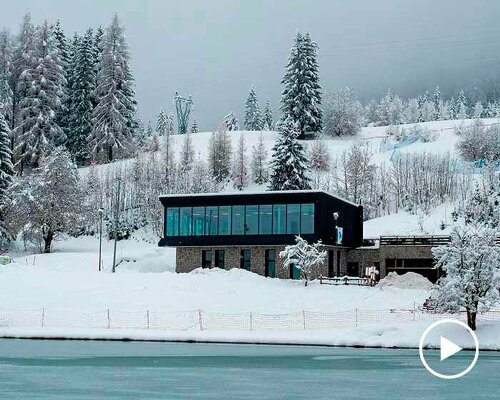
(2, 0, 499, 130)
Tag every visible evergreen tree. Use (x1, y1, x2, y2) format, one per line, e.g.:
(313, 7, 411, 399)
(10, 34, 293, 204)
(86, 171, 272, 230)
(10, 13, 37, 158)
(16, 20, 66, 170)
(244, 85, 262, 130)
(52, 20, 69, 133)
(190, 119, 199, 133)
(457, 90, 468, 119)
(231, 133, 249, 190)
(263, 101, 273, 130)
(268, 118, 311, 190)
(67, 29, 95, 164)
(179, 132, 194, 172)
(90, 15, 137, 162)
(280, 31, 322, 138)
(251, 131, 268, 185)
(0, 30, 13, 123)
(0, 113, 14, 242)
(224, 111, 239, 131)
(156, 109, 168, 136)
(433, 85, 441, 120)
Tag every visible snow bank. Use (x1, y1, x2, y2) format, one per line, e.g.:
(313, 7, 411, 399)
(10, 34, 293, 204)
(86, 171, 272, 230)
(378, 272, 433, 290)
(0, 320, 498, 350)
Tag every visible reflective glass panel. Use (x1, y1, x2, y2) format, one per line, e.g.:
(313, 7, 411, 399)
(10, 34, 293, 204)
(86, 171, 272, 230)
(245, 205, 259, 235)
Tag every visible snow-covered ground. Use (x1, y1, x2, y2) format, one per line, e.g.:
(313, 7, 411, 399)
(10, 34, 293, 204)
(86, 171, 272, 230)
(2, 236, 425, 312)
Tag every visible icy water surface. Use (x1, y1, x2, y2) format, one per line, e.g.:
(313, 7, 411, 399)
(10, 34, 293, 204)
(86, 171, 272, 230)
(0, 339, 497, 399)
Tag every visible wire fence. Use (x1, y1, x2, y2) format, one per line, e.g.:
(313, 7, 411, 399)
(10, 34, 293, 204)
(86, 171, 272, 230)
(0, 307, 499, 332)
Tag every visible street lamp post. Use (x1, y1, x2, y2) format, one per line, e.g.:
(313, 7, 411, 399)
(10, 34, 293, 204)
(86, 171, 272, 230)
(98, 208, 104, 272)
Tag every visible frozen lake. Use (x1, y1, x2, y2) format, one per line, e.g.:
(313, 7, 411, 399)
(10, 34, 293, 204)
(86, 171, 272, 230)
(0, 339, 497, 399)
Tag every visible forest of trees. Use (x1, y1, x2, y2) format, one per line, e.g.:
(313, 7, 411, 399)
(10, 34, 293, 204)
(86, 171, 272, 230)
(0, 14, 499, 253)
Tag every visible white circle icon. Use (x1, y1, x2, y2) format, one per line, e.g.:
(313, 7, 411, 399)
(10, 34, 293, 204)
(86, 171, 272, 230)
(419, 319, 479, 380)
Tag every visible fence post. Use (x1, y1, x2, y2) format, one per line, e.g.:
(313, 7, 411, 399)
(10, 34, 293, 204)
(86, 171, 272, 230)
(107, 309, 111, 329)
(198, 309, 203, 331)
(413, 302, 416, 321)
(250, 312, 253, 331)
(146, 310, 150, 330)
(41, 308, 45, 327)
(303, 310, 306, 330)
(355, 308, 358, 327)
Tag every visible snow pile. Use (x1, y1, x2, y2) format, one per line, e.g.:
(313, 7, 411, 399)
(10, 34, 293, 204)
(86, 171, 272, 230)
(378, 272, 433, 290)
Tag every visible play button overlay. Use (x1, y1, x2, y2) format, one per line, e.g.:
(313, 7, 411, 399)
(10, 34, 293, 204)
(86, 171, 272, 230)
(419, 319, 479, 379)
(440, 336, 462, 361)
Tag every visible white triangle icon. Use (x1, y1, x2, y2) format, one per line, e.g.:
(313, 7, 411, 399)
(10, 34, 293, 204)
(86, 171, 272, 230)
(440, 336, 462, 361)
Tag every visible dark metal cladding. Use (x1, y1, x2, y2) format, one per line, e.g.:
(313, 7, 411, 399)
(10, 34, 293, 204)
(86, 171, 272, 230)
(158, 191, 363, 248)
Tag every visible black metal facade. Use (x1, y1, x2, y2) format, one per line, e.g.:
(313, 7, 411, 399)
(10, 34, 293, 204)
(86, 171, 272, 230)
(158, 191, 363, 248)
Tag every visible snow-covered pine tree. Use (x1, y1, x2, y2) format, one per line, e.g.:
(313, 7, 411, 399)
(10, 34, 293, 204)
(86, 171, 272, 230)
(10, 13, 37, 159)
(431, 223, 500, 330)
(473, 101, 484, 118)
(244, 86, 262, 130)
(156, 109, 167, 136)
(0, 113, 14, 242)
(223, 111, 239, 131)
(162, 129, 176, 190)
(208, 127, 232, 183)
(67, 29, 95, 165)
(90, 15, 137, 162)
(16, 20, 66, 171)
(457, 90, 468, 119)
(309, 139, 331, 190)
(433, 85, 441, 120)
(0, 30, 13, 124)
(263, 101, 273, 130)
(449, 96, 458, 119)
(251, 131, 268, 185)
(231, 133, 249, 190)
(52, 20, 69, 134)
(190, 119, 199, 133)
(268, 118, 311, 190)
(279, 236, 326, 286)
(189, 154, 217, 194)
(280, 31, 322, 138)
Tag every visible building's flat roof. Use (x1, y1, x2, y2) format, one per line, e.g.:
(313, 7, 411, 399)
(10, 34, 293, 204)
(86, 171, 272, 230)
(159, 190, 361, 207)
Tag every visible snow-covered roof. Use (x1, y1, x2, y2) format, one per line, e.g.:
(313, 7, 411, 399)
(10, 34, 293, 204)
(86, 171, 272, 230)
(159, 190, 361, 207)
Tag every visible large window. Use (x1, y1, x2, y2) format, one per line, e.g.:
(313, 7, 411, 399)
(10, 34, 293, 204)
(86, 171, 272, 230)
(205, 206, 218, 235)
(245, 205, 259, 235)
(166, 207, 179, 236)
(232, 206, 245, 235)
(165, 202, 314, 237)
(259, 205, 272, 234)
(300, 203, 314, 234)
(219, 206, 231, 235)
(286, 204, 300, 234)
(272, 204, 286, 234)
(193, 207, 205, 236)
(180, 207, 192, 236)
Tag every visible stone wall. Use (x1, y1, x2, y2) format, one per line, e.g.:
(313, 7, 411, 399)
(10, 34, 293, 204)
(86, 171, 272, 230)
(175, 244, 435, 280)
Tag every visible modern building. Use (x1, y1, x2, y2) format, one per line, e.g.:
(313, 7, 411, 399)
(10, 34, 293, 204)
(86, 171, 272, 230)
(158, 190, 443, 282)
(159, 191, 362, 279)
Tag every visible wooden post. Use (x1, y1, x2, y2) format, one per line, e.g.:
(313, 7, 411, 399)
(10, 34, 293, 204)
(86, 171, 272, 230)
(107, 309, 111, 329)
(413, 302, 416, 321)
(147, 310, 150, 330)
(198, 309, 203, 331)
(41, 308, 45, 327)
(303, 310, 306, 330)
(249, 312, 253, 331)
(355, 308, 358, 327)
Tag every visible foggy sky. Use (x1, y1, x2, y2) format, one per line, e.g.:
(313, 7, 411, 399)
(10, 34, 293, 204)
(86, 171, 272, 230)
(2, 0, 499, 130)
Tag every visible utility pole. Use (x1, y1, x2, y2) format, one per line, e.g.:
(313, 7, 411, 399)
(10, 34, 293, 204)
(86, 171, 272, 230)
(112, 178, 121, 273)
(98, 208, 104, 272)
